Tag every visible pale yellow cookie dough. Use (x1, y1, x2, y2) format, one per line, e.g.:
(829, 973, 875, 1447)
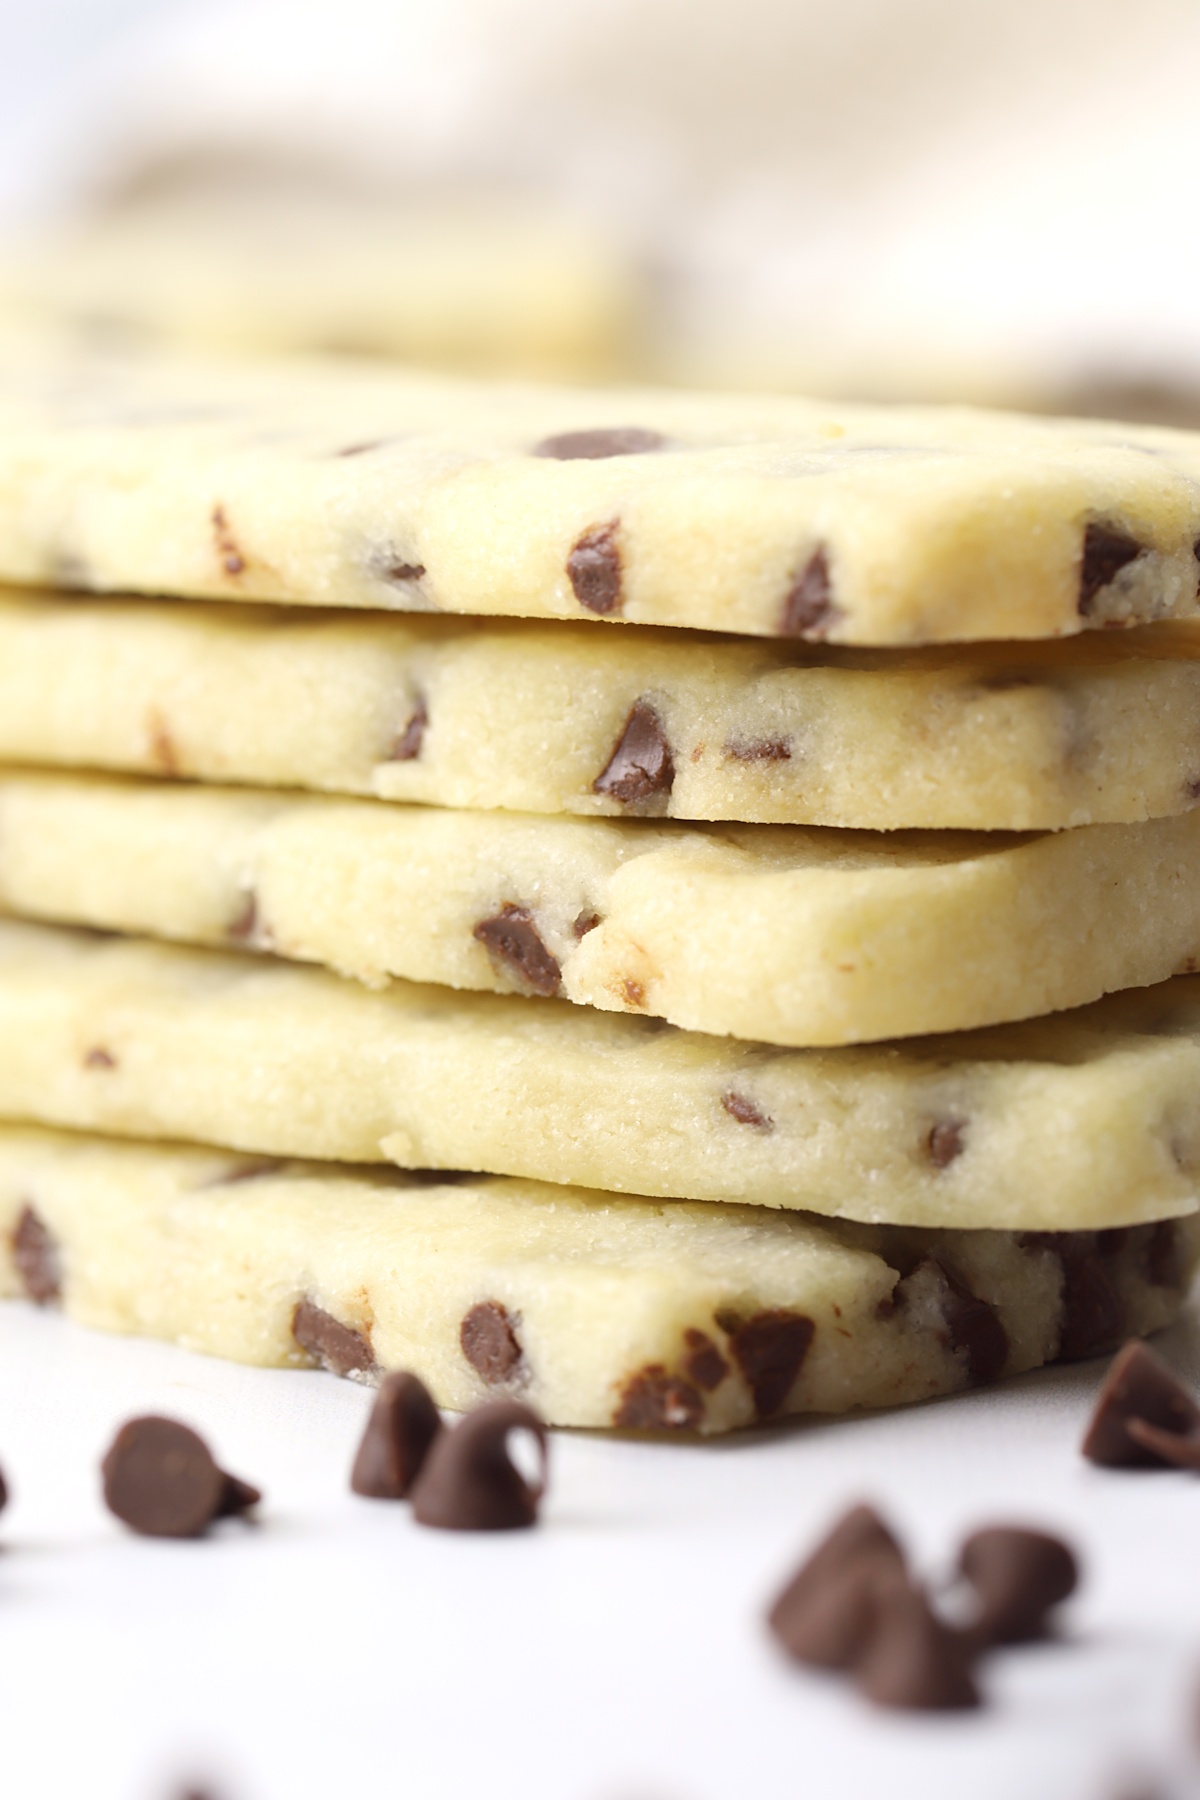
(1, 921, 1199, 1231)
(5, 595, 1200, 830)
(1, 1126, 1193, 1432)
(7, 770, 1200, 1044)
(0, 331, 1198, 643)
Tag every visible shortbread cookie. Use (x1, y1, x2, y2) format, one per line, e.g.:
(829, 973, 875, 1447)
(6, 598, 1200, 830)
(7, 770, 1200, 1044)
(2, 1126, 1194, 1432)
(2, 921, 1200, 1231)
(0, 331, 1198, 643)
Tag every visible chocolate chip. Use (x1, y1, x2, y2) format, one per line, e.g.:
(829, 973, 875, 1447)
(621, 976, 646, 1007)
(727, 1310, 815, 1416)
(925, 1119, 966, 1169)
(101, 1416, 260, 1538)
(1055, 1240, 1125, 1361)
(292, 1298, 376, 1378)
(613, 1365, 705, 1431)
(855, 1582, 980, 1711)
(210, 505, 245, 577)
(681, 1328, 730, 1392)
(460, 1302, 525, 1385)
(778, 1554, 911, 1672)
(12, 1205, 61, 1305)
(567, 522, 622, 615)
(767, 1504, 907, 1660)
(593, 700, 674, 804)
(84, 1046, 116, 1069)
(572, 910, 601, 939)
(388, 694, 428, 762)
(779, 548, 840, 638)
(723, 736, 792, 763)
(200, 1158, 286, 1188)
(228, 890, 259, 944)
(369, 547, 426, 585)
(350, 1370, 443, 1499)
(1079, 524, 1143, 615)
(472, 905, 561, 996)
(720, 1090, 773, 1131)
(910, 1259, 1008, 1384)
(1081, 1338, 1200, 1468)
(957, 1526, 1079, 1645)
(1145, 1219, 1183, 1288)
(534, 427, 665, 460)
(0, 1465, 7, 1512)
(410, 1399, 547, 1531)
(335, 439, 387, 457)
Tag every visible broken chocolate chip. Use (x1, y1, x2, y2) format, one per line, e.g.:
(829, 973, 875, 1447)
(720, 1089, 773, 1131)
(292, 1298, 376, 1378)
(12, 1205, 61, 1305)
(84, 1046, 116, 1069)
(1081, 1338, 1200, 1468)
(779, 548, 839, 638)
(210, 505, 245, 577)
(101, 1416, 260, 1538)
(727, 1309, 815, 1416)
(572, 910, 601, 939)
(613, 1365, 705, 1431)
(533, 427, 666, 460)
(723, 735, 792, 764)
(410, 1399, 547, 1531)
(472, 905, 562, 997)
(957, 1525, 1079, 1645)
(567, 522, 622, 615)
(915, 1259, 1008, 1385)
(855, 1582, 980, 1711)
(593, 700, 675, 804)
(768, 1504, 907, 1658)
(681, 1328, 730, 1392)
(460, 1301, 525, 1385)
(1079, 524, 1144, 616)
(925, 1119, 966, 1169)
(388, 694, 428, 762)
(350, 1370, 443, 1499)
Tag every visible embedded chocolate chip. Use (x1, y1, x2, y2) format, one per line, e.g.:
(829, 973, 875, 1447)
(460, 1301, 525, 1385)
(779, 548, 840, 638)
(1055, 1240, 1125, 1361)
(101, 1416, 260, 1538)
(211, 505, 245, 577)
(855, 1583, 980, 1711)
(925, 1119, 966, 1169)
(292, 1298, 376, 1378)
(768, 1504, 907, 1660)
(567, 522, 622, 615)
(613, 1365, 705, 1431)
(84, 1046, 116, 1069)
(720, 1089, 773, 1131)
(572, 910, 601, 939)
(1078, 524, 1143, 615)
(681, 1328, 730, 1392)
(369, 547, 426, 585)
(912, 1259, 1008, 1384)
(534, 427, 666, 460)
(388, 694, 428, 762)
(1081, 1338, 1200, 1467)
(723, 735, 792, 764)
(593, 700, 674, 804)
(472, 905, 561, 996)
(727, 1310, 814, 1416)
(350, 1370, 443, 1499)
(410, 1399, 547, 1531)
(12, 1205, 61, 1305)
(957, 1526, 1079, 1645)
(1144, 1219, 1183, 1288)
(228, 891, 260, 944)
(200, 1158, 286, 1188)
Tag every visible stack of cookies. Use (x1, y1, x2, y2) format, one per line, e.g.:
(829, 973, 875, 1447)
(0, 327, 1199, 1433)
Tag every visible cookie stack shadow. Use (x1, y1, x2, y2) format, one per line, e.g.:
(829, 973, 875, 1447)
(0, 339, 1199, 1432)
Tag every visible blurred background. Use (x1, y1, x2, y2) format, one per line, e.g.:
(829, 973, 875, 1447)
(2, 0, 1200, 417)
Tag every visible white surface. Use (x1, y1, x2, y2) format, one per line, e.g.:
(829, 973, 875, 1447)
(2, 1306, 1200, 1799)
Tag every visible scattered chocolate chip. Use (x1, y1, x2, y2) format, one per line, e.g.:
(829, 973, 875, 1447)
(768, 1504, 907, 1659)
(1081, 1338, 1200, 1468)
(567, 522, 622, 615)
(101, 1416, 260, 1538)
(910, 1259, 1008, 1385)
(957, 1526, 1079, 1645)
(350, 1370, 443, 1499)
(727, 1309, 815, 1416)
(779, 548, 840, 638)
(777, 1553, 911, 1672)
(572, 910, 601, 939)
(925, 1119, 966, 1169)
(12, 1205, 61, 1305)
(681, 1328, 730, 1392)
(720, 1089, 773, 1131)
(460, 1301, 525, 1385)
(292, 1298, 376, 1378)
(723, 735, 792, 764)
(855, 1582, 980, 1711)
(84, 1046, 116, 1070)
(411, 1399, 547, 1531)
(593, 700, 675, 804)
(210, 505, 245, 577)
(613, 1365, 705, 1431)
(1079, 524, 1144, 616)
(472, 905, 561, 996)
(534, 427, 666, 460)
(388, 694, 428, 762)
